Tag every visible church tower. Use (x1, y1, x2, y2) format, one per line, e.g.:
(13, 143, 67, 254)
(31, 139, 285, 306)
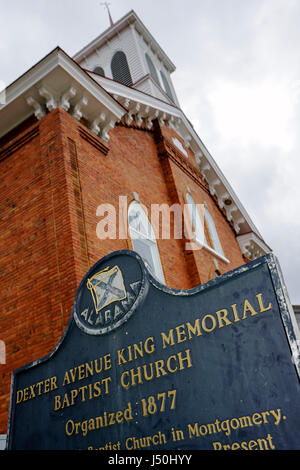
(73, 10, 179, 106)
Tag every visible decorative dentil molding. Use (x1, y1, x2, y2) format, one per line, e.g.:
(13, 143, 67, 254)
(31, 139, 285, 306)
(90, 112, 106, 135)
(184, 134, 192, 149)
(226, 204, 238, 222)
(117, 96, 173, 130)
(237, 233, 269, 260)
(72, 96, 88, 120)
(209, 178, 221, 196)
(26, 85, 119, 142)
(146, 109, 159, 129)
(102, 119, 115, 142)
(218, 192, 230, 209)
(60, 87, 77, 111)
(39, 86, 57, 111)
(234, 216, 246, 234)
(26, 97, 46, 120)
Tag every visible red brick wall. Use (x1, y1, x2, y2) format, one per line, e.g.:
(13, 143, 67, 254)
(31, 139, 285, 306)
(75, 117, 193, 289)
(157, 123, 245, 283)
(0, 108, 245, 433)
(0, 110, 81, 432)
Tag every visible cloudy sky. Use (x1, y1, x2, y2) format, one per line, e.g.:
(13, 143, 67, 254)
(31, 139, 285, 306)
(1, 0, 300, 304)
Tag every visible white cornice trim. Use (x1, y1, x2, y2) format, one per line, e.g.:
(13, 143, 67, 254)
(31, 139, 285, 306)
(0, 48, 126, 142)
(236, 232, 271, 260)
(3, 48, 126, 115)
(89, 72, 179, 116)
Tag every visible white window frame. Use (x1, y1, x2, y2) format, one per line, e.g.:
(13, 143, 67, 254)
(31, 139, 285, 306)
(204, 207, 225, 257)
(128, 201, 165, 282)
(186, 192, 207, 246)
(186, 193, 229, 264)
(145, 53, 160, 85)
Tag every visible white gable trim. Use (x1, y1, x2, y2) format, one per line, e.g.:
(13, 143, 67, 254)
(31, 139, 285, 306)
(0, 48, 126, 142)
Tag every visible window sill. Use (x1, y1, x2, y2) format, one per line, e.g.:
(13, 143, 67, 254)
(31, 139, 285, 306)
(194, 239, 230, 264)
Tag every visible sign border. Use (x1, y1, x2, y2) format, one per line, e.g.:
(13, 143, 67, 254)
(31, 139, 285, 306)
(5, 251, 300, 449)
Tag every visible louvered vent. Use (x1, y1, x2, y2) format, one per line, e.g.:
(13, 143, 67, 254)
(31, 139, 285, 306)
(111, 51, 133, 86)
(93, 66, 105, 76)
(145, 53, 160, 85)
(160, 70, 174, 102)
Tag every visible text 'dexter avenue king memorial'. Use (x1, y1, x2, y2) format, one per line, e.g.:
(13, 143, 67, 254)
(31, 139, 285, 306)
(6, 250, 300, 450)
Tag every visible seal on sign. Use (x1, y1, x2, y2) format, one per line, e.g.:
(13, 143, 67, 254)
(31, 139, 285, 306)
(87, 265, 127, 313)
(73, 251, 148, 335)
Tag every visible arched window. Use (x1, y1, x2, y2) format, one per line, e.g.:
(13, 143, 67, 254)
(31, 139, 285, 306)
(160, 70, 174, 102)
(93, 66, 105, 76)
(204, 208, 224, 256)
(186, 193, 225, 259)
(111, 51, 133, 86)
(186, 193, 207, 245)
(145, 53, 159, 85)
(128, 201, 165, 282)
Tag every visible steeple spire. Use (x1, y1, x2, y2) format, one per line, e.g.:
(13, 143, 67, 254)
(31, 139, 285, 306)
(101, 2, 114, 27)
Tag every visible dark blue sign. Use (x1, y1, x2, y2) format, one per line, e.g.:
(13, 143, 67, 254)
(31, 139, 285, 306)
(6, 251, 300, 450)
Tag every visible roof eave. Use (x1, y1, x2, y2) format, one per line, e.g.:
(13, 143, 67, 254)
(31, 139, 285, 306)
(0, 47, 126, 141)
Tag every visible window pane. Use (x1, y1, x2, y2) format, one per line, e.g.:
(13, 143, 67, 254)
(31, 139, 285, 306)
(160, 70, 174, 102)
(205, 208, 224, 255)
(128, 211, 145, 235)
(132, 238, 156, 274)
(128, 205, 153, 239)
(186, 193, 206, 244)
(128, 201, 165, 282)
(145, 53, 160, 84)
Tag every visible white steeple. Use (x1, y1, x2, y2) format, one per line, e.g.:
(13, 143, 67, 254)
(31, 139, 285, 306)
(73, 10, 180, 107)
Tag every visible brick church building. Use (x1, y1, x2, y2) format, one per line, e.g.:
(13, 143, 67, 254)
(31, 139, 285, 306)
(0, 10, 271, 440)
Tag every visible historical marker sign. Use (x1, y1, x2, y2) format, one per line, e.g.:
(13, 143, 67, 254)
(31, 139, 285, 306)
(6, 251, 300, 450)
